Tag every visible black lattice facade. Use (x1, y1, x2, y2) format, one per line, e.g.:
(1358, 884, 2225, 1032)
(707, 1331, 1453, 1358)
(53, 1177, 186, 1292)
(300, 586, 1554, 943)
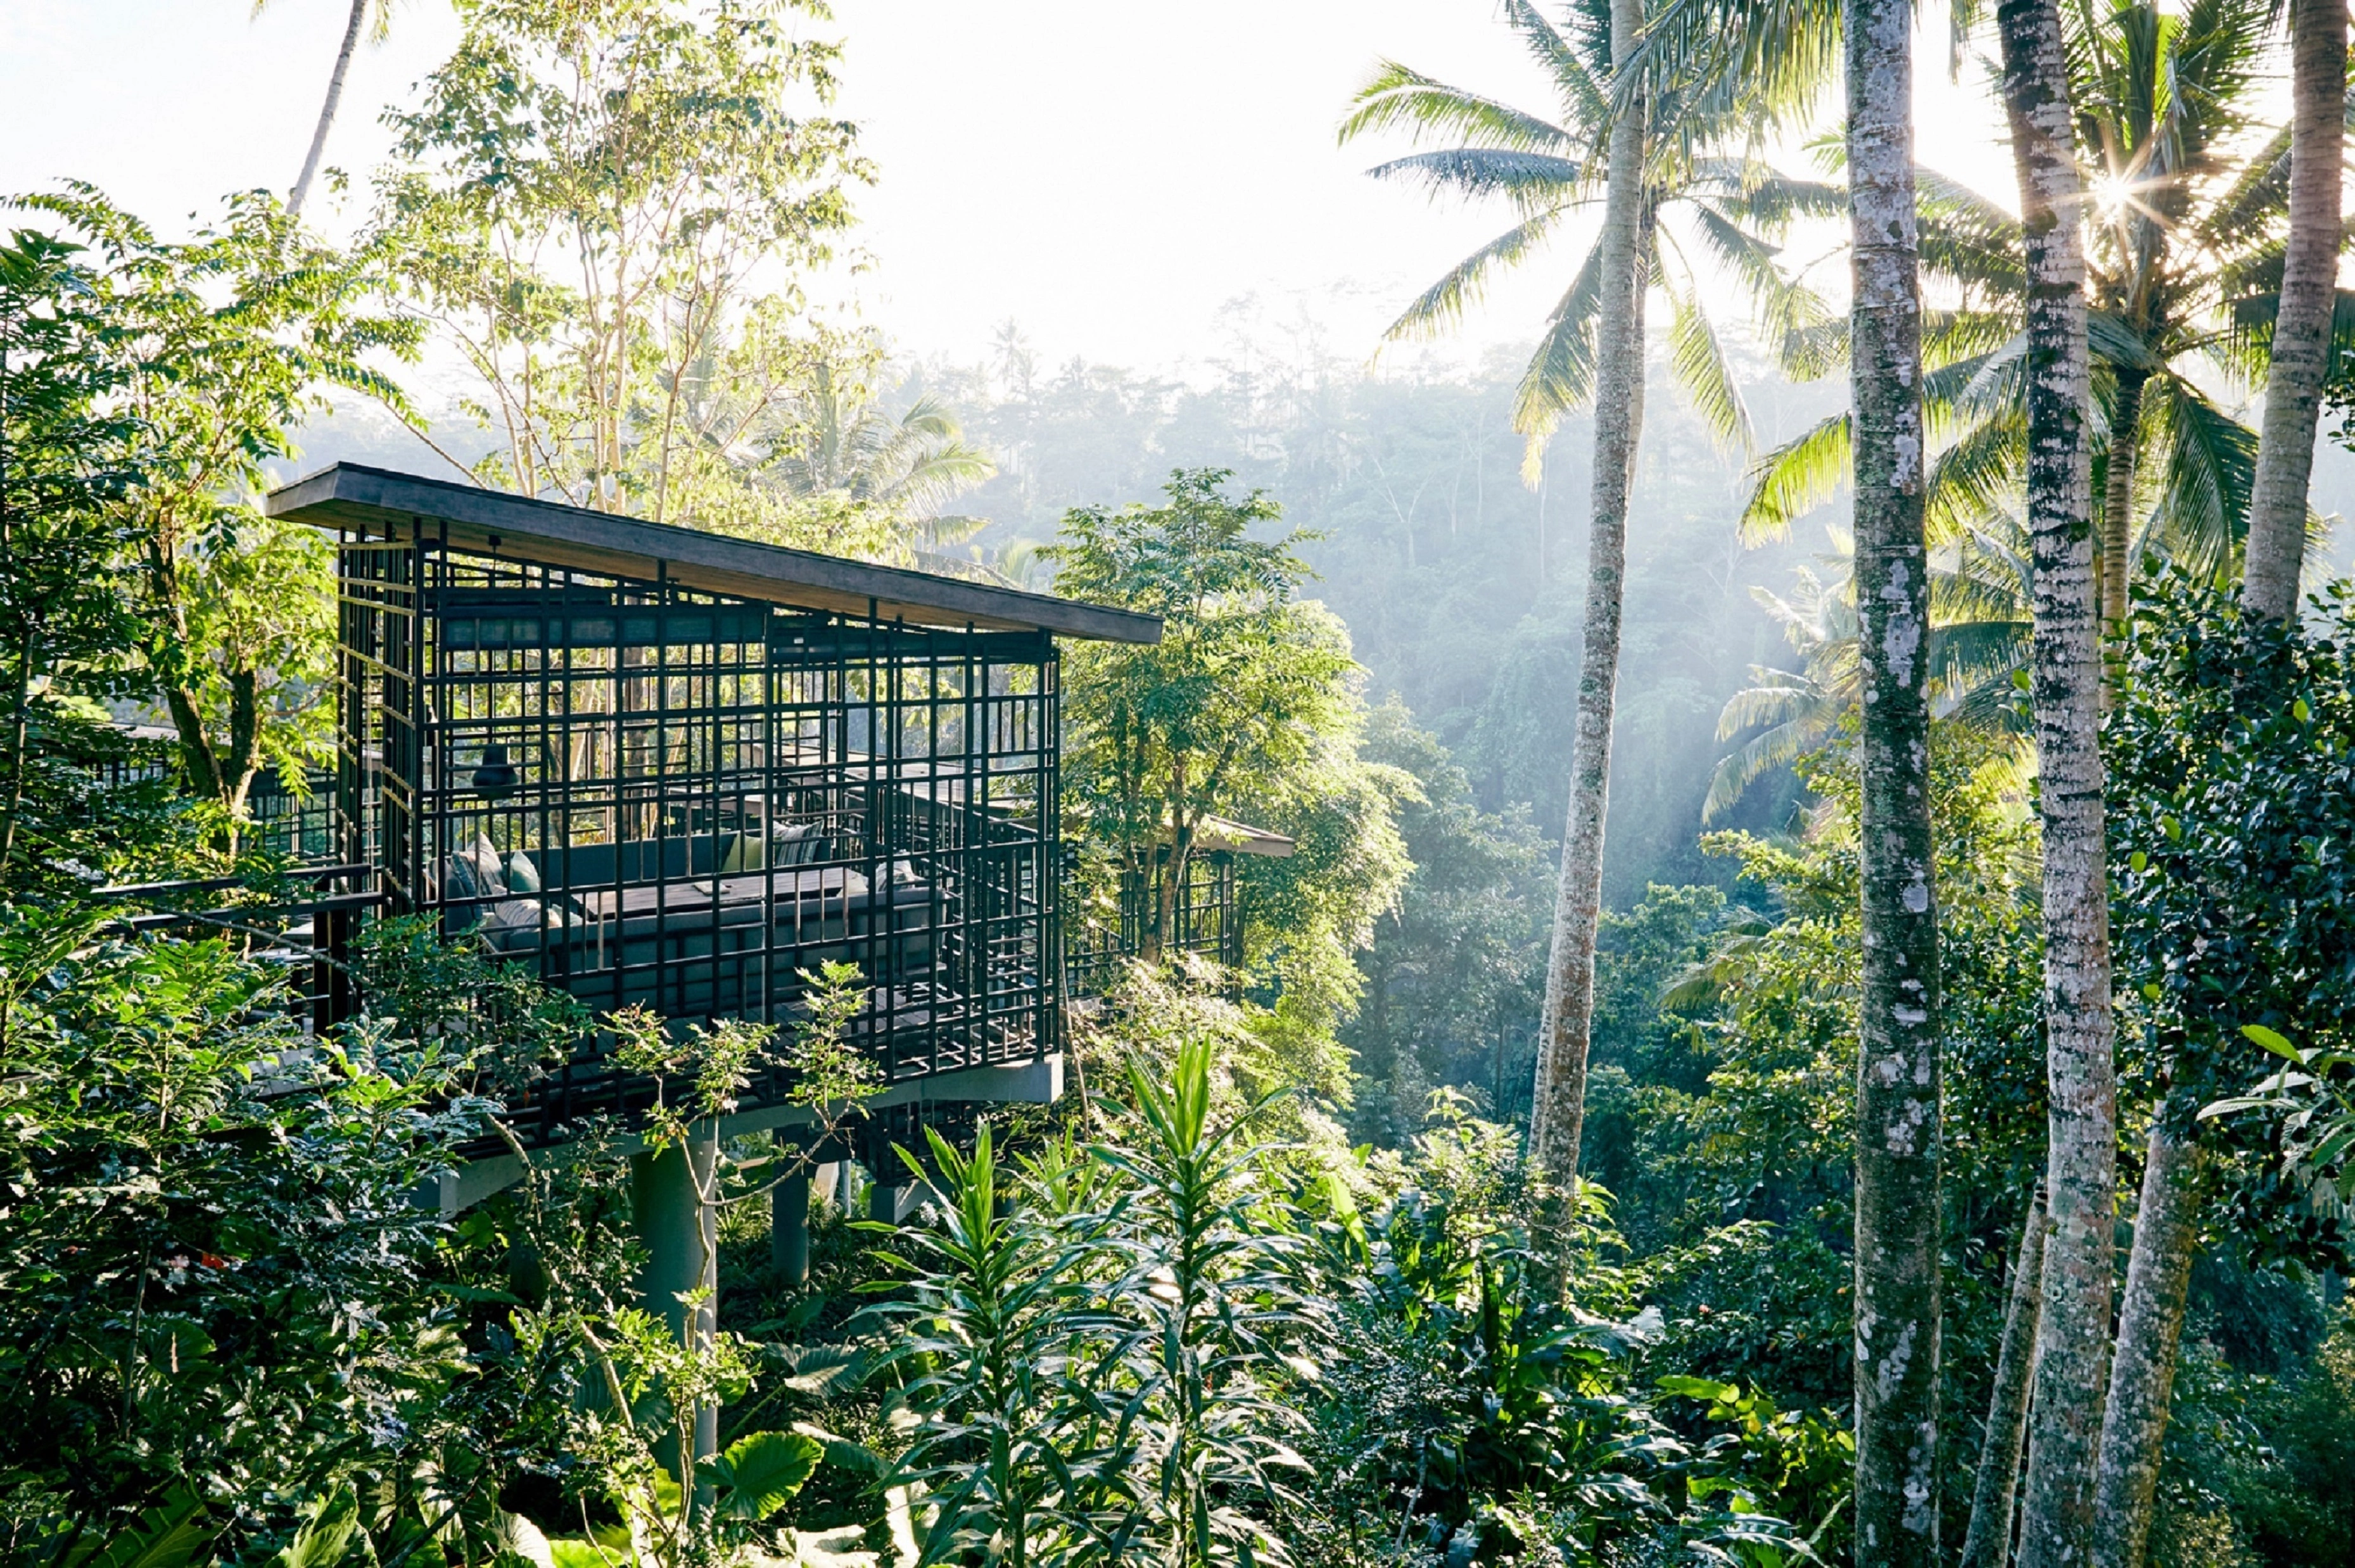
(334, 519, 1063, 1094)
(1065, 847, 1243, 998)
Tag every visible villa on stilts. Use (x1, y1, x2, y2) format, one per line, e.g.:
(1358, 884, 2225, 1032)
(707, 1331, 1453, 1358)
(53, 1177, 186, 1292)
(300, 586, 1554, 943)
(100, 464, 1325, 1440)
(201, 463, 1157, 1320)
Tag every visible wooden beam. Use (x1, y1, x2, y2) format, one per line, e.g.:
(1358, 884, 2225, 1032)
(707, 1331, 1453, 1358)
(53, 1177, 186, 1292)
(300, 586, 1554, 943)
(267, 462, 1163, 644)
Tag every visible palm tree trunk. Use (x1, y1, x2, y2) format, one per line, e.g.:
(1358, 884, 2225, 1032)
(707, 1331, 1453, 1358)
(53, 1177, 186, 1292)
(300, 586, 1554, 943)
(1527, 0, 1647, 1198)
(1960, 1188, 2047, 1568)
(289, 0, 371, 220)
(2102, 368, 2147, 632)
(1844, 0, 1943, 1557)
(1995, 4, 2119, 1567)
(2092, 1108, 2207, 1568)
(2242, 0, 2347, 621)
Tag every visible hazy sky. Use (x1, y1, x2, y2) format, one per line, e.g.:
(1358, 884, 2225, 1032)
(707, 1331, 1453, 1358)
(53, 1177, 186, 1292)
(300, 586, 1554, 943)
(1, 1, 2025, 373)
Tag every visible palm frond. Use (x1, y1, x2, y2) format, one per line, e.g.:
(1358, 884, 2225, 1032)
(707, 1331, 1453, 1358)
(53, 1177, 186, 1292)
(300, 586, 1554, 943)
(1715, 666, 1828, 739)
(1620, 0, 1842, 142)
(1917, 169, 2028, 296)
(2195, 119, 2295, 242)
(2144, 371, 2257, 576)
(1384, 212, 1570, 343)
(1740, 414, 1850, 543)
(2088, 308, 2169, 374)
(1509, 241, 1608, 439)
(1338, 62, 1577, 154)
(1687, 201, 1837, 362)
(1922, 309, 2024, 369)
(1919, 339, 2021, 431)
(1499, 0, 1610, 129)
(1924, 410, 2028, 545)
(1704, 705, 1836, 821)
(1666, 277, 1756, 454)
(1364, 148, 1586, 210)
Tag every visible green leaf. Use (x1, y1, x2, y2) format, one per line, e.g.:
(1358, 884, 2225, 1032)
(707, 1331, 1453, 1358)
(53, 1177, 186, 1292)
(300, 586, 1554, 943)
(70, 1491, 211, 1568)
(2294, 697, 2312, 721)
(273, 1489, 364, 1568)
(792, 1419, 885, 1476)
(1656, 1374, 1741, 1403)
(547, 1543, 618, 1568)
(2309, 1122, 2355, 1172)
(2130, 850, 2148, 873)
(2241, 1023, 2301, 1061)
(701, 1429, 823, 1521)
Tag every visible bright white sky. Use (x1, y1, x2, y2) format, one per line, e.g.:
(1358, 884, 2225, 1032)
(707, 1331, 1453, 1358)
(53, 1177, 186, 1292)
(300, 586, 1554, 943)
(0, 0, 2043, 377)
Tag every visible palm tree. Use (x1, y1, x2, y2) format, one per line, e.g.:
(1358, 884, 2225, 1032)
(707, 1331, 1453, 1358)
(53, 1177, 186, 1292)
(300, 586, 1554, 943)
(1705, 524, 2033, 820)
(1986, 0, 2111, 1553)
(1550, 0, 1939, 1540)
(1841, 0, 1944, 1552)
(756, 365, 996, 529)
(2071, 0, 2276, 628)
(1340, 0, 1833, 1203)
(2095, 4, 2344, 1562)
(254, 0, 395, 220)
(2242, 0, 2348, 619)
(1746, 0, 2324, 631)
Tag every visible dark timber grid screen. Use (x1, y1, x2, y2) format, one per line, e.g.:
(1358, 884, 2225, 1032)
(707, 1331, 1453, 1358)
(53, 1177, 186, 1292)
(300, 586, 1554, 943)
(1065, 847, 1241, 999)
(335, 522, 1060, 1132)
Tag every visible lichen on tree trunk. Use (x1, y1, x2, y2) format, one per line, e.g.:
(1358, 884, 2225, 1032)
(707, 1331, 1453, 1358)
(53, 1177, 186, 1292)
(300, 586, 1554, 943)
(2093, 1107, 2207, 1568)
(1527, 0, 1647, 1201)
(1960, 1189, 2047, 1568)
(2101, 367, 2147, 635)
(1992, 0, 2119, 1562)
(2242, 0, 2347, 622)
(1843, 0, 1943, 1555)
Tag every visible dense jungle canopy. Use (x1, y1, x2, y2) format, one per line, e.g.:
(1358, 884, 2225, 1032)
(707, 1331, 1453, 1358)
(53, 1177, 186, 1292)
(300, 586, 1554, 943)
(4, 2, 2355, 1567)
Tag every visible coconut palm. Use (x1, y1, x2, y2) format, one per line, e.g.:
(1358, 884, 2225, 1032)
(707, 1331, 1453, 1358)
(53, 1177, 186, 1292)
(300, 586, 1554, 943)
(2071, 0, 2277, 623)
(2243, 0, 2348, 619)
(758, 364, 996, 536)
(1342, 3, 1835, 464)
(1745, 0, 2323, 618)
(1705, 524, 2033, 820)
(2092, 2, 2344, 1560)
(253, 0, 397, 220)
(1341, 0, 1834, 1203)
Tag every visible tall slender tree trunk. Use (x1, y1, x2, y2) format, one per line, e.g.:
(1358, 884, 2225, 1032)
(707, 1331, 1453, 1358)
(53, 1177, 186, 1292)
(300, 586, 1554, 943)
(1995, 2, 2119, 1564)
(1844, 0, 1942, 1557)
(289, 0, 372, 220)
(2102, 368, 2147, 633)
(2081, 6, 2345, 1540)
(2243, 0, 2347, 621)
(1961, 1189, 2048, 1568)
(2092, 1108, 2207, 1568)
(1528, 0, 1646, 1197)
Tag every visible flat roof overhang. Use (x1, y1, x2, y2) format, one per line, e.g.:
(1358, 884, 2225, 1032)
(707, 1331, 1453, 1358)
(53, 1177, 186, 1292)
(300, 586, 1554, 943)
(266, 462, 1162, 645)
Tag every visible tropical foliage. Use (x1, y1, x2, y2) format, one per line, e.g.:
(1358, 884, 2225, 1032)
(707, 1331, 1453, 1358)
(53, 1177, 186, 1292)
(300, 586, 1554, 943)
(8, 0, 2355, 1564)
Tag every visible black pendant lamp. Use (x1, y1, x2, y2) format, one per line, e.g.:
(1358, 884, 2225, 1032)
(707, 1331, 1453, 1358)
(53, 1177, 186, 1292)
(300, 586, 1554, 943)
(470, 742, 521, 800)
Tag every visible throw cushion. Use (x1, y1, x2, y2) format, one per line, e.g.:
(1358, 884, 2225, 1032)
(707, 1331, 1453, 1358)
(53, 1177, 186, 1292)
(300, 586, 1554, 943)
(505, 849, 542, 893)
(464, 833, 508, 897)
(772, 820, 816, 866)
(719, 831, 763, 875)
(438, 853, 481, 904)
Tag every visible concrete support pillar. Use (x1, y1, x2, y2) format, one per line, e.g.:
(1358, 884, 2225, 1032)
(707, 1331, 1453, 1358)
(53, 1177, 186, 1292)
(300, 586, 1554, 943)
(868, 1177, 936, 1225)
(771, 1131, 811, 1287)
(869, 1175, 909, 1224)
(632, 1130, 719, 1467)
